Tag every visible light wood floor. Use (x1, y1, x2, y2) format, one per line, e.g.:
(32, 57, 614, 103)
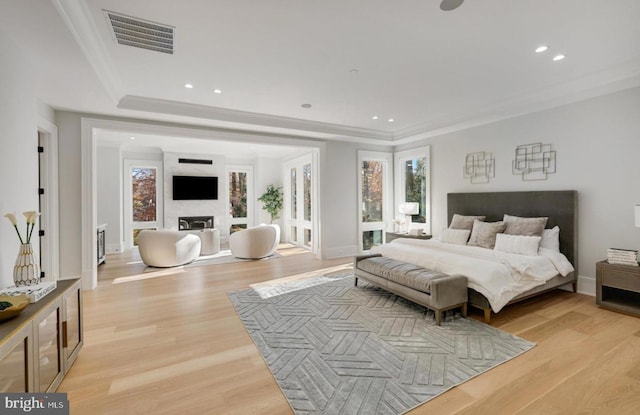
(59, 247, 640, 414)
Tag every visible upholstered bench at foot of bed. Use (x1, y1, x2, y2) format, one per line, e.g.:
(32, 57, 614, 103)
(353, 254, 468, 325)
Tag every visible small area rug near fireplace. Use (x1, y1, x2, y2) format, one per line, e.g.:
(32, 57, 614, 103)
(229, 274, 535, 415)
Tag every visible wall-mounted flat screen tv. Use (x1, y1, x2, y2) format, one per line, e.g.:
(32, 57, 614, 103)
(172, 175, 218, 200)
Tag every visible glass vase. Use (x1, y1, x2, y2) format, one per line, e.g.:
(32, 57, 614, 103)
(13, 243, 40, 286)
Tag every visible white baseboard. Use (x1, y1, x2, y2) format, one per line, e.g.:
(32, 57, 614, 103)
(81, 269, 97, 290)
(324, 245, 358, 259)
(106, 242, 124, 253)
(577, 275, 595, 296)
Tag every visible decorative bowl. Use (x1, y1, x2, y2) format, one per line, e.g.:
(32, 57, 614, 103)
(0, 294, 29, 322)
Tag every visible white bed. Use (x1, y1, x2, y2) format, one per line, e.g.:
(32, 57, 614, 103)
(365, 191, 578, 322)
(372, 238, 574, 312)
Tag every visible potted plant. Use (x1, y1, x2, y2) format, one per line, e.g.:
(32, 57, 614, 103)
(258, 184, 283, 224)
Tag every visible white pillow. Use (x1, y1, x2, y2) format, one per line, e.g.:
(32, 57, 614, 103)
(494, 233, 541, 256)
(440, 228, 471, 245)
(540, 226, 560, 252)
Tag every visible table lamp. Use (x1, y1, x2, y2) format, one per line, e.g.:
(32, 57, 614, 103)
(398, 202, 419, 233)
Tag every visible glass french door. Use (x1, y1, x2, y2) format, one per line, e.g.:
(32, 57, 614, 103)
(284, 154, 313, 249)
(227, 166, 253, 234)
(395, 146, 431, 234)
(358, 151, 393, 252)
(124, 160, 163, 248)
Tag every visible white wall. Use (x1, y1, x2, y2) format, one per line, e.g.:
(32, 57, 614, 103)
(53, 86, 640, 288)
(398, 86, 640, 294)
(97, 145, 122, 252)
(38, 100, 55, 124)
(0, 31, 39, 289)
(163, 152, 227, 235)
(95, 148, 284, 248)
(322, 141, 393, 258)
(56, 111, 83, 279)
(254, 157, 286, 226)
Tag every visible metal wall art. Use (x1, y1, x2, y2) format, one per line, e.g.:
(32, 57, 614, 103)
(512, 142, 556, 181)
(463, 152, 495, 184)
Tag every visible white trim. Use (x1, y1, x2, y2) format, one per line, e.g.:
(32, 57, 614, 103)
(357, 150, 393, 253)
(311, 148, 321, 258)
(52, 0, 124, 103)
(105, 244, 122, 254)
(80, 118, 97, 290)
(577, 275, 596, 297)
(393, 61, 640, 145)
(394, 146, 431, 235)
(81, 117, 326, 289)
(283, 151, 320, 256)
(118, 95, 394, 142)
(52, 0, 640, 146)
(324, 245, 358, 259)
(37, 118, 60, 281)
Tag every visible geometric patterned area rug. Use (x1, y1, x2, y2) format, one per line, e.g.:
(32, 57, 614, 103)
(228, 274, 535, 415)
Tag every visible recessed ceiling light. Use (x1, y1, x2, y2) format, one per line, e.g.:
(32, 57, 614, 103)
(129, 136, 136, 140)
(535, 45, 549, 53)
(184, 83, 193, 89)
(301, 103, 312, 108)
(350, 69, 359, 74)
(213, 89, 222, 94)
(372, 116, 379, 120)
(388, 118, 395, 122)
(552, 54, 566, 61)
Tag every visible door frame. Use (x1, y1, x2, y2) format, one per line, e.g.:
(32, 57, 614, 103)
(37, 118, 59, 282)
(283, 151, 319, 254)
(81, 117, 326, 289)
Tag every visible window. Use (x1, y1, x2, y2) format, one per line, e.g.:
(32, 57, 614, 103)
(124, 160, 163, 248)
(227, 166, 253, 234)
(358, 150, 392, 252)
(131, 167, 157, 223)
(395, 146, 431, 234)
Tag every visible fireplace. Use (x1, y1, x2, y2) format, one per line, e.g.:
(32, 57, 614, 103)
(179, 216, 214, 230)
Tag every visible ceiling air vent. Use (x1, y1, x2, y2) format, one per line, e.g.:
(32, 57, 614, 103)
(105, 11, 174, 54)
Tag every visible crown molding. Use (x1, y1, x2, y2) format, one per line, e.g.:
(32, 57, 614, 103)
(51, 0, 640, 148)
(118, 95, 395, 143)
(393, 59, 640, 145)
(52, 0, 125, 103)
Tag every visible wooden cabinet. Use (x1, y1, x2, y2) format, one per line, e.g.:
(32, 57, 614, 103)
(596, 260, 640, 317)
(62, 282, 83, 369)
(33, 300, 63, 392)
(0, 279, 83, 392)
(0, 323, 33, 392)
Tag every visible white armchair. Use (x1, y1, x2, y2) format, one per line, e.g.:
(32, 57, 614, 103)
(137, 230, 201, 267)
(229, 224, 280, 259)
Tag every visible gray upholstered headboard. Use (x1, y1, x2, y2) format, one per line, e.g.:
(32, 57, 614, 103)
(447, 191, 578, 274)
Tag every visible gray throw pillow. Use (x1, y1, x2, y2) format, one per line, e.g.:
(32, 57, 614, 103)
(449, 214, 486, 231)
(468, 220, 507, 249)
(503, 214, 548, 237)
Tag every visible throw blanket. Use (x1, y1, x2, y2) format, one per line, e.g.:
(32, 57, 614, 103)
(372, 239, 574, 312)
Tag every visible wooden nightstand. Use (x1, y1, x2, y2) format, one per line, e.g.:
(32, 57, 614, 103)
(385, 232, 432, 243)
(596, 260, 640, 317)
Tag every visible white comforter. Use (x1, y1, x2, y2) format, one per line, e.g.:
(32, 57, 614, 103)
(371, 238, 574, 312)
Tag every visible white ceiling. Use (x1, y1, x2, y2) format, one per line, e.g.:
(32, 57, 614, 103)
(97, 130, 302, 159)
(2, 0, 640, 147)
